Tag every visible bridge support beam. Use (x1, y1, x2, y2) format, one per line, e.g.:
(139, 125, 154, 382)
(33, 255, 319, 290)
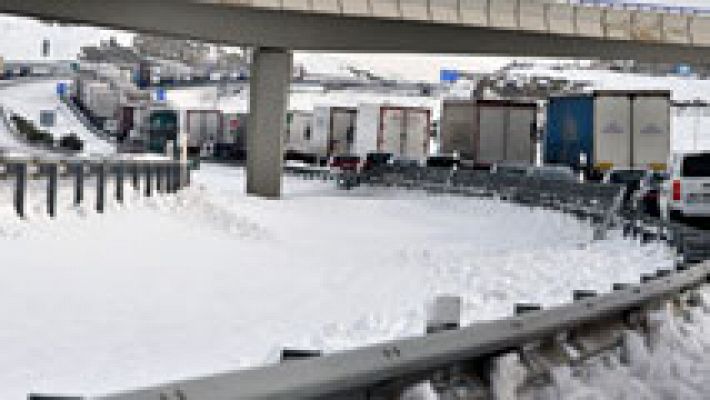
(247, 47, 292, 199)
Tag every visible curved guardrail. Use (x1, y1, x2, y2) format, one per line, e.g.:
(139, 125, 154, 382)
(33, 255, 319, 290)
(31, 261, 708, 399)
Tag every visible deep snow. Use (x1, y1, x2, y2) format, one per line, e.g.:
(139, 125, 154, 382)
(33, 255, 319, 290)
(0, 164, 677, 398)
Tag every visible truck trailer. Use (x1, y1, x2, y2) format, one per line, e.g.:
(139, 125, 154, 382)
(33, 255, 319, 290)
(545, 90, 671, 173)
(440, 99, 537, 165)
(186, 109, 223, 156)
(284, 111, 314, 155)
(311, 106, 358, 159)
(355, 104, 431, 162)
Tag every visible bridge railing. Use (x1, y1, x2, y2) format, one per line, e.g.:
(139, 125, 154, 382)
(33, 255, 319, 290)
(221, 0, 710, 46)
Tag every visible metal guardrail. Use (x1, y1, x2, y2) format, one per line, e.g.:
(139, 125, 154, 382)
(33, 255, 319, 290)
(228, 0, 710, 46)
(0, 156, 188, 218)
(32, 261, 709, 399)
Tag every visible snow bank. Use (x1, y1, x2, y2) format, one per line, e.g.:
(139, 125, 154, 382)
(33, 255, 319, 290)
(527, 289, 710, 400)
(0, 163, 674, 398)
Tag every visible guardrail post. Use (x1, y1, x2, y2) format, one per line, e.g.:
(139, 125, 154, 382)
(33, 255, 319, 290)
(46, 163, 58, 218)
(426, 295, 461, 334)
(145, 164, 152, 197)
(96, 162, 106, 214)
(171, 163, 180, 192)
(74, 162, 84, 205)
(156, 164, 163, 193)
(165, 163, 173, 193)
(14, 162, 27, 218)
(115, 162, 124, 203)
(132, 163, 139, 190)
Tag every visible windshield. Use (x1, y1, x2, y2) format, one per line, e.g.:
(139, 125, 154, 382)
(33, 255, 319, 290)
(682, 154, 710, 177)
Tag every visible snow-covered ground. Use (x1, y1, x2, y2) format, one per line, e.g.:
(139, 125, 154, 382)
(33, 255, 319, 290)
(0, 163, 677, 398)
(0, 79, 116, 155)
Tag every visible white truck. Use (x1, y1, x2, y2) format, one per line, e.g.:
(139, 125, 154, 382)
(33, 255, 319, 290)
(284, 110, 314, 154)
(186, 109, 222, 153)
(355, 104, 431, 162)
(311, 106, 358, 158)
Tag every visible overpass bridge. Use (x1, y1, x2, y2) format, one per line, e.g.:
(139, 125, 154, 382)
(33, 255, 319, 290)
(2, 0, 710, 197)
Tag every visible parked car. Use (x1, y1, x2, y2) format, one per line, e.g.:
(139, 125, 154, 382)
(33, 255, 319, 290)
(362, 152, 393, 172)
(527, 165, 577, 182)
(633, 171, 668, 217)
(329, 154, 361, 172)
(603, 168, 647, 209)
(661, 152, 710, 221)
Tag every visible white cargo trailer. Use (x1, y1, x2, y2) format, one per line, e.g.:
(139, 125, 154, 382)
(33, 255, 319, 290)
(284, 111, 314, 154)
(440, 99, 537, 165)
(440, 100, 476, 159)
(592, 91, 670, 171)
(186, 109, 222, 150)
(631, 92, 671, 171)
(593, 92, 632, 170)
(355, 104, 431, 161)
(311, 106, 357, 157)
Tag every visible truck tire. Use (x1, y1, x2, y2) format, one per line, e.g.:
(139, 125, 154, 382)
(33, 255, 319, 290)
(670, 209, 683, 222)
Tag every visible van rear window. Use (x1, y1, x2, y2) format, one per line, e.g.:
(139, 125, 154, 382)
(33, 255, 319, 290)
(682, 154, 710, 177)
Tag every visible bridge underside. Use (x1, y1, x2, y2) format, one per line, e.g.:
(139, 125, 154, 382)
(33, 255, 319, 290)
(2, 0, 708, 197)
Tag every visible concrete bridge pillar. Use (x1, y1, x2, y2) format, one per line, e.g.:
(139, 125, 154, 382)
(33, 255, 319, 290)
(247, 47, 292, 198)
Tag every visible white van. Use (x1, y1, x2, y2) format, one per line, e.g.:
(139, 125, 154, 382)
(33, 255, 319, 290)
(661, 152, 710, 220)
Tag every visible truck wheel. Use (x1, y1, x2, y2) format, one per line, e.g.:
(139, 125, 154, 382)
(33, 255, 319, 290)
(670, 210, 683, 222)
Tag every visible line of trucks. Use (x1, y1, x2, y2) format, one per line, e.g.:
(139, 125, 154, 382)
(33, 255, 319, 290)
(441, 90, 672, 176)
(68, 73, 673, 176)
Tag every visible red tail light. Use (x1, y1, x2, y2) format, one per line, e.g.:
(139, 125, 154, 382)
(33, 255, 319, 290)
(672, 180, 681, 201)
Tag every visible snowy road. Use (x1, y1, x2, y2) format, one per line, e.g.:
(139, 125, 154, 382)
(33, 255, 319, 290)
(0, 80, 116, 155)
(0, 164, 677, 398)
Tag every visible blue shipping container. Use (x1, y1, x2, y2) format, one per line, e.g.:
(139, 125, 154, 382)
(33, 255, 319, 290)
(545, 95, 594, 169)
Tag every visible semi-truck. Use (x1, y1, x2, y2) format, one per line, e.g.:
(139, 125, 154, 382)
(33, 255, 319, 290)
(545, 90, 671, 174)
(440, 99, 537, 165)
